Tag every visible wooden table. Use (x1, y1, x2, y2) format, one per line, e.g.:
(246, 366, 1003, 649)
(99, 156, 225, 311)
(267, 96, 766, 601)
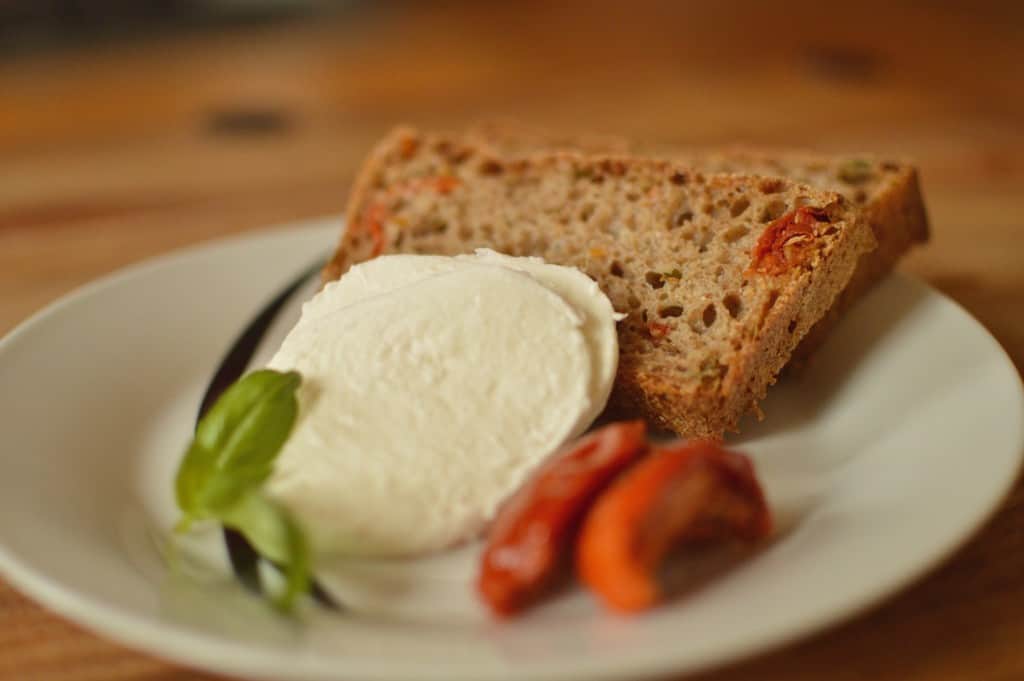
(1, 1, 1022, 679)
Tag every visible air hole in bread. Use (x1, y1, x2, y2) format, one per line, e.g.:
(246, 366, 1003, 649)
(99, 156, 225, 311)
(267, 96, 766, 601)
(659, 305, 684, 318)
(760, 200, 787, 223)
(722, 225, 749, 243)
(758, 178, 785, 194)
(601, 160, 627, 177)
(580, 203, 596, 221)
(723, 293, 742, 319)
(479, 160, 503, 175)
(703, 304, 717, 328)
(627, 294, 642, 308)
(435, 141, 470, 165)
(730, 197, 750, 217)
(697, 230, 713, 254)
(672, 209, 694, 228)
(765, 289, 780, 312)
(702, 201, 714, 215)
(645, 271, 666, 289)
(412, 218, 448, 237)
(609, 260, 625, 277)
(393, 231, 405, 248)
(458, 226, 473, 241)
(788, 318, 798, 333)
(626, 191, 641, 202)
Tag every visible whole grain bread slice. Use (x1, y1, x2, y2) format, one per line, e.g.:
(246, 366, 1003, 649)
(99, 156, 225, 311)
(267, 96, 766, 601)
(325, 127, 876, 438)
(467, 123, 929, 366)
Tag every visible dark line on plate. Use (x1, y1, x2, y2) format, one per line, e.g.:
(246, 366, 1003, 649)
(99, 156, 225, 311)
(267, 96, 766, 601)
(196, 260, 324, 419)
(195, 257, 340, 611)
(223, 526, 263, 595)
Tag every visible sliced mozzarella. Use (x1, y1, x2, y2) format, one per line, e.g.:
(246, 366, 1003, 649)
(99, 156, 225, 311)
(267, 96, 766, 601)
(304, 251, 620, 436)
(461, 249, 621, 433)
(303, 255, 460, 321)
(266, 266, 592, 557)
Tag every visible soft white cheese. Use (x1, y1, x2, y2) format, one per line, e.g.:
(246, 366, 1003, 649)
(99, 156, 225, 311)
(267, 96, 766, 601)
(462, 249, 622, 434)
(265, 264, 596, 557)
(302, 250, 621, 437)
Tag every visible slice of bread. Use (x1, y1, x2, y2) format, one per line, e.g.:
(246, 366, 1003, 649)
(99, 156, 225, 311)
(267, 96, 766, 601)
(667, 148, 929, 365)
(325, 127, 876, 438)
(467, 123, 930, 366)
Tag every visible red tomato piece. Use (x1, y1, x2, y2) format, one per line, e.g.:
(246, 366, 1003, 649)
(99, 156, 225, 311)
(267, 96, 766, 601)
(577, 440, 772, 613)
(749, 205, 830, 275)
(477, 420, 648, 616)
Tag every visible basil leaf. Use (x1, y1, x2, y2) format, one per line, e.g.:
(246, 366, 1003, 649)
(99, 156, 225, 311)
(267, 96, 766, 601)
(172, 368, 311, 611)
(195, 369, 300, 470)
(174, 440, 215, 526)
(222, 491, 311, 611)
(175, 369, 300, 519)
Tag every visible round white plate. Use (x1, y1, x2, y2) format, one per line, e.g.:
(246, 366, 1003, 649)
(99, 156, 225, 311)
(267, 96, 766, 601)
(0, 218, 1021, 681)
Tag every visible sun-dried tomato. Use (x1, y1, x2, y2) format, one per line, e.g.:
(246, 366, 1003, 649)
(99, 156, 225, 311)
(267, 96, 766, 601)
(748, 206, 830, 275)
(647, 321, 672, 340)
(577, 440, 772, 613)
(477, 421, 648, 616)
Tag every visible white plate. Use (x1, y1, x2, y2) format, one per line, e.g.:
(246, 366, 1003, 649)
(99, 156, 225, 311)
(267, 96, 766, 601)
(0, 217, 1021, 681)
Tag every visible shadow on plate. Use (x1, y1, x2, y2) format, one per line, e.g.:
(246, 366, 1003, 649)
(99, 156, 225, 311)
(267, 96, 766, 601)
(733, 276, 930, 443)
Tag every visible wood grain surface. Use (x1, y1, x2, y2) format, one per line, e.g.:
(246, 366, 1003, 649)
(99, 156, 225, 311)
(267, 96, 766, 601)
(1, 1, 1022, 679)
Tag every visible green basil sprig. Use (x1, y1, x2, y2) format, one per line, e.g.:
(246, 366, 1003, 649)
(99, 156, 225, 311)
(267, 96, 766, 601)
(174, 369, 310, 610)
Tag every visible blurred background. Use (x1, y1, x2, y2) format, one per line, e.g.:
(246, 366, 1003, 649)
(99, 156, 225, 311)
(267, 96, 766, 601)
(1, 2, 1023, 679)
(0, 0, 1021, 363)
